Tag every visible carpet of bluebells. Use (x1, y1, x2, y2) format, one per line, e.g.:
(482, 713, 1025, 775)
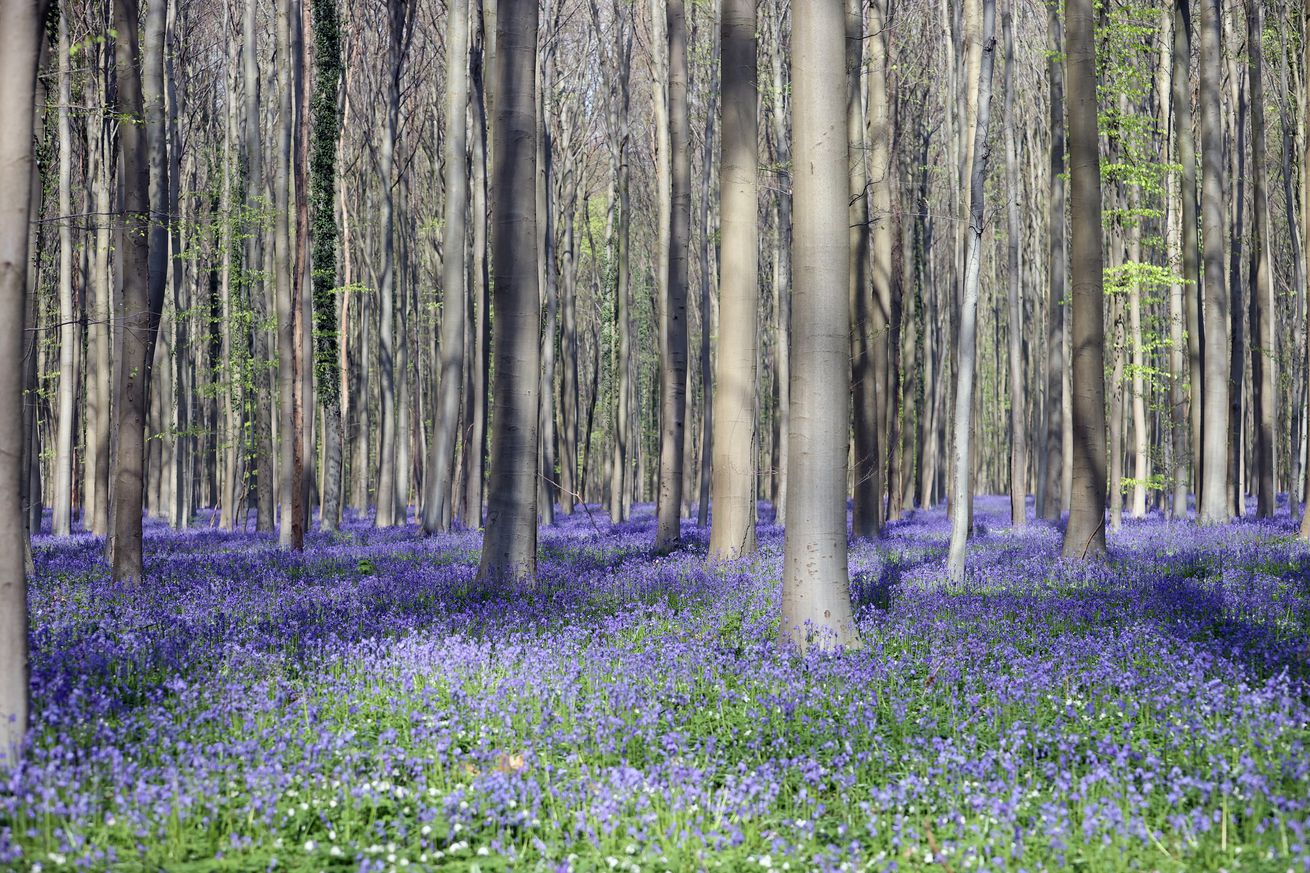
(3, 496, 1310, 872)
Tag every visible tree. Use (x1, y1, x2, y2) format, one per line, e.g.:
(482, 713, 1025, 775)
(311, 0, 344, 533)
(1196, 0, 1228, 524)
(424, 0, 470, 535)
(1061, 0, 1108, 560)
(708, 0, 758, 561)
(1002, 4, 1025, 528)
(477, 0, 540, 583)
(111, 0, 163, 582)
(1246, 0, 1274, 520)
(945, 0, 996, 584)
(1038, 0, 1065, 523)
(655, 0, 690, 553)
(1170, 0, 1201, 519)
(0, 0, 46, 763)
(375, 0, 416, 528)
(52, 9, 74, 537)
(779, 0, 858, 652)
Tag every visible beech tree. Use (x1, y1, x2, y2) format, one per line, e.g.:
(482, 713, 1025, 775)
(708, 0, 758, 561)
(779, 0, 858, 651)
(477, 0, 541, 582)
(1061, 0, 1107, 559)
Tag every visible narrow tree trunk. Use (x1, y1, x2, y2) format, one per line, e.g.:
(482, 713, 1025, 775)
(848, 0, 878, 540)
(0, 0, 43, 761)
(477, 0, 541, 582)
(1247, 0, 1275, 519)
(311, 0, 343, 533)
(110, 0, 161, 582)
(88, 52, 113, 538)
(1197, 0, 1230, 524)
(1061, 0, 1108, 560)
(868, 0, 893, 533)
(780, 0, 858, 651)
(1301, 1, 1310, 539)
(375, 0, 413, 528)
(423, 0, 470, 534)
(461, 13, 490, 528)
(1002, 5, 1025, 528)
(52, 11, 75, 536)
(708, 0, 758, 559)
(946, 0, 996, 584)
(769, 4, 791, 528)
(1040, 0, 1066, 522)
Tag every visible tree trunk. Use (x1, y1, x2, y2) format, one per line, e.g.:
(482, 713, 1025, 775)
(461, 11, 490, 528)
(1039, 0, 1066, 522)
(311, 0, 344, 533)
(780, 0, 858, 651)
(110, 0, 162, 582)
(88, 50, 112, 538)
(477, 0, 540, 583)
(1061, 0, 1108, 560)
(708, 0, 758, 559)
(375, 0, 413, 528)
(0, 0, 44, 762)
(423, 0, 470, 534)
(1302, 1, 1310, 539)
(946, 0, 996, 584)
(848, 0, 878, 540)
(53, 10, 75, 537)
(1002, 5, 1025, 528)
(769, 3, 791, 528)
(1197, 0, 1230, 524)
(244, 0, 275, 532)
(1247, 0, 1275, 519)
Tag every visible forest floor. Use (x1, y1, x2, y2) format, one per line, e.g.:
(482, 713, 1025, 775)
(4, 497, 1310, 872)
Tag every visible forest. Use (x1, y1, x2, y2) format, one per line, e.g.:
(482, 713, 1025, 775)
(0, 0, 1308, 869)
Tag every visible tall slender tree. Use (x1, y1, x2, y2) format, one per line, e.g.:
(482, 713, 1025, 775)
(1038, 0, 1065, 522)
(111, 0, 160, 582)
(424, 0, 471, 534)
(780, 0, 858, 651)
(477, 0, 540, 582)
(708, 0, 758, 561)
(53, 9, 74, 537)
(1002, 4, 1025, 528)
(946, 0, 996, 584)
(655, 0, 691, 552)
(311, 0, 344, 533)
(1061, 0, 1108, 559)
(1246, 0, 1275, 519)
(0, 0, 47, 763)
(1196, 0, 1229, 524)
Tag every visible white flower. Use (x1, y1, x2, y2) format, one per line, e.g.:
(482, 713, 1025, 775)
(421, 825, 432, 836)
(758, 855, 772, 868)
(477, 847, 490, 856)
(304, 840, 316, 853)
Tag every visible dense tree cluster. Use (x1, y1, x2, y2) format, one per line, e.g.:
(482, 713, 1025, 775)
(1, 0, 1308, 747)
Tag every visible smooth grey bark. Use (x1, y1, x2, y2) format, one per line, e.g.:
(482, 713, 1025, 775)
(848, 0, 877, 540)
(780, 0, 858, 652)
(1002, 5, 1025, 528)
(375, 0, 415, 528)
(53, 11, 75, 537)
(244, 0, 275, 532)
(461, 8, 490, 528)
(1172, 0, 1202, 514)
(110, 0, 160, 582)
(694, 42, 716, 531)
(868, 0, 893, 533)
(1197, 0, 1229, 524)
(1225, 45, 1246, 519)
(1302, 2, 1310, 539)
(708, 0, 758, 560)
(1247, 0, 1275, 519)
(946, 0, 996, 584)
(274, 0, 297, 545)
(1061, 0, 1108, 559)
(0, 0, 45, 764)
(769, 2, 791, 529)
(1038, 2, 1065, 523)
(536, 38, 557, 528)
(88, 53, 112, 538)
(477, 0, 541, 583)
(654, 0, 689, 552)
(423, 0, 471, 534)
(220, 35, 241, 530)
